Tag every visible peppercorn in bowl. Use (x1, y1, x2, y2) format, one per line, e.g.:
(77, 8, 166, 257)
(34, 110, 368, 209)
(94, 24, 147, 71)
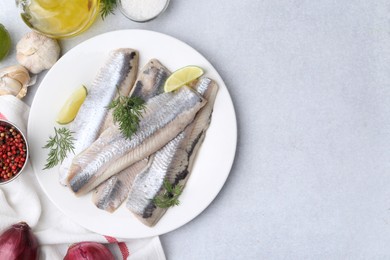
(0, 120, 28, 184)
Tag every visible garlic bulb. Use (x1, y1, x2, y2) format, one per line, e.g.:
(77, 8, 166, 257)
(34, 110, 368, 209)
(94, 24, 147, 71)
(0, 65, 30, 98)
(16, 31, 60, 74)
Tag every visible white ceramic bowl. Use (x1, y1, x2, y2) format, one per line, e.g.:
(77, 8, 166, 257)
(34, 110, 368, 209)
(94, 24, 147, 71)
(119, 0, 170, 22)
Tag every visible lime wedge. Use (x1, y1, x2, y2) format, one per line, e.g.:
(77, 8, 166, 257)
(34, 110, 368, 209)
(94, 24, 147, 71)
(164, 66, 204, 92)
(56, 85, 87, 125)
(0, 24, 11, 61)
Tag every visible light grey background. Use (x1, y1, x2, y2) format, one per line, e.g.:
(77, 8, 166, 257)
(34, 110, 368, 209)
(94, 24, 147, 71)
(1, 0, 390, 259)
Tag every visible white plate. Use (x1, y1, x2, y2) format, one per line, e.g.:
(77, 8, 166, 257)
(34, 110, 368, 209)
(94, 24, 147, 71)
(28, 30, 237, 238)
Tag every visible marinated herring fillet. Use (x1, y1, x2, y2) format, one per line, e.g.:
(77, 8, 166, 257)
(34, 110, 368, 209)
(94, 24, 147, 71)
(58, 49, 139, 185)
(126, 77, 218, 226)
(92, 159, 149, 212)
(128, 59, 169, 101)
(67, 86, 206, 195)
(99, 50, 139, 133)
(92, 59, 170, 211)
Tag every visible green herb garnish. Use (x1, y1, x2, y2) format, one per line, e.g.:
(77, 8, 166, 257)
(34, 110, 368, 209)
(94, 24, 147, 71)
(100, 0, 117, 20)
(153, 179, 184, 208)
(107, 95, 145, 139)
(43, 127, 75, 170)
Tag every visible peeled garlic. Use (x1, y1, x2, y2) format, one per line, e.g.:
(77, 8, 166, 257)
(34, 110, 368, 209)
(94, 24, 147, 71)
(16, 31, 60, 74)
(0, 65, 30, 98)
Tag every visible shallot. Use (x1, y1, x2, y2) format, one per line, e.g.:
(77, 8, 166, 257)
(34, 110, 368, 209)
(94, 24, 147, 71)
(63, 242, 115, 260)
(0, 222, 39, 259)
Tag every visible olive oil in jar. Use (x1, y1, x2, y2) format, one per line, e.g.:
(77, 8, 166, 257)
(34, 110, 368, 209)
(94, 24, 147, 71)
(19, 0, 99, 38)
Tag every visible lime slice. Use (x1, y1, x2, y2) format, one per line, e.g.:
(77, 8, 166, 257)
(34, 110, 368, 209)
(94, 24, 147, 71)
(0, 24, 11, 61)
(164, 66, 204, 92)
(56, 85, 88, 125)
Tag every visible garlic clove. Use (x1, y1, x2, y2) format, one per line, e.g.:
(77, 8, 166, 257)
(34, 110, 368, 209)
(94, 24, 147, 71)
(0, 65, 30, 87)
(0, 65, 30, 99)
(16, 84, 28, 99)
(0, 77, 22, 96)
(16, 31, 60, 74)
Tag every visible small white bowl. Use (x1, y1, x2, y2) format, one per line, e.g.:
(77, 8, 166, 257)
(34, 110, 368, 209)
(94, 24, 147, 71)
(119, 0, 170, 23)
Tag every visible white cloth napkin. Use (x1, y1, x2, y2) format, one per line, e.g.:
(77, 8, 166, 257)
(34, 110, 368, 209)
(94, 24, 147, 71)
(0, 95, 166, 260)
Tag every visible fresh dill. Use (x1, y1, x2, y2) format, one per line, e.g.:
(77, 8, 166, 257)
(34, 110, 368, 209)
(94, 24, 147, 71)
(153, 179, 184, 208)
(100, 0, 117, 20)
(43, 127, 75, 170)
(107, 95, 145, 139)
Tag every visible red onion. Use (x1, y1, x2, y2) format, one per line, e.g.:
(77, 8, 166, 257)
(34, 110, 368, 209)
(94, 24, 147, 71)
(64, 242, 115, 260)
(0, 221, 39, 260)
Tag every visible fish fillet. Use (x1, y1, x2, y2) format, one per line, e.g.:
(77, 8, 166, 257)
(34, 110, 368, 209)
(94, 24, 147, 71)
(126, 78, 218, 226)
(99, 51, 139, 133)
(67, 86, 206, 195)
(92, 59, 170, 212)
(92, 159, 149, 213)
(58, 48, 139, 185)
(129, 59, 169, 101)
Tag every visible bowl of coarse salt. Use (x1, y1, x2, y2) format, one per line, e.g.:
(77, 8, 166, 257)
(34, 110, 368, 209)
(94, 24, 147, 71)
(119, 0, 170, 22)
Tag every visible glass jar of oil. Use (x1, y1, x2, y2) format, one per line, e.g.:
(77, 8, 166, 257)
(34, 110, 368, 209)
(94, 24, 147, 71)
(16, 0, 100, 38)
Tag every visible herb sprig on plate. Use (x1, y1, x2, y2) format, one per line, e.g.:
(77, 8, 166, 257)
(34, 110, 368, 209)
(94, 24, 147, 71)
(153, 179, 184, 208)
(107, 94, 146, 139)
(43, 127, 75, 170)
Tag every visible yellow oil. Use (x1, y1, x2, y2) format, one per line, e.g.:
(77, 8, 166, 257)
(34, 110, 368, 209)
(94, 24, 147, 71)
(21, 0, 100, 38)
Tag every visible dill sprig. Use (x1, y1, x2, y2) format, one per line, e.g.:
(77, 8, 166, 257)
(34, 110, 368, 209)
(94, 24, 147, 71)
(100, 0, 117, 20)
(107, 95, 145, 139)
(43, 127, 75, 170)
(153, 179, 184, 208)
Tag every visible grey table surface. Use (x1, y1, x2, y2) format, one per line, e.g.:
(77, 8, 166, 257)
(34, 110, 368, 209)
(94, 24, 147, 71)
(2, 0, 390, 259)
